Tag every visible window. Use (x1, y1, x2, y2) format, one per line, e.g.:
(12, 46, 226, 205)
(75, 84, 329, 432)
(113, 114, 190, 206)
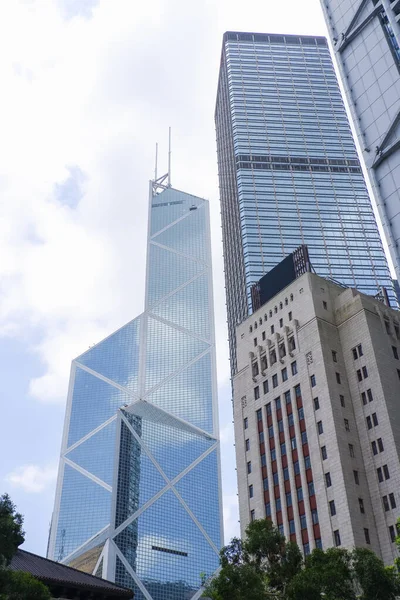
(310, 374, 316, 387)
(384, 464, 390, 480)
(303, 542, 310, 556)
(288, 413, 294, 427)
(372, 413, 378, 426)
(247, 461, 252, 474)
(273, 472, 279, 486)
(323, 301, 327, 310)
(354, 470, 360, 485)
(276, 497, 281, 512)
(262, 331, 266, 341)
(372, 441, 378, 456)
(284, 390, 291, 405)
(383, 495, 390, 512)
(325, 472, 332, 487)
(297, 487, 303, 502)
(289, 337, 296, 352)
(291, 361, 298, 375)
(301, 431, 308, 445)
(336, 372, 341, 384)
(349, 444, 355, 458)
(361, 391, 367, 406)
(283, 467, 289, 481)
(393, 346, 399, 360)
(321, 446, 327, 460)
(269, 425, 274, 438)
(252, 362, 259, 377)
(298, 407, 304, 421)
(280, 345, 286, 361)
(308, 481, 315, 496)
(281, 443, 287, 457)
(278, 524, 284, 535)
(390, 493, 396, 509)
(304, 455, 311, 469)
(315, 538, 323, 549)
(295, 384, 301, 398)
(378, 438, 384, 453)
(244, 417, 248, 429)
(377, 467, 383, 483)
(245, 439, 250, 451)
(259, 431, 264, 445)
(282, 368, 288, 382)
(263, 380, 269, 394)
(311, 509, 319, 525)
(270, 349, 277, 365)
(271, 325, 275, 334)
(261, 355, 267, 371)
(250, 509, 255, 522)
(256, 409, 262, 421)
(249, 485, 253, 498)
(271, 448, 276, 461)
(286, 492, 292, 507)
(266, 403, 272, 416)
(358, 344, 363, 357)
(279, 318, 283, 328)
(329, 500, 336, 516)
(334, 530, 341, 547)
(389, 525, 396, 542)
(275, 397, 281, 410)
(366, 416, 372, 430)
(364, 528, 370, 545)
(289, 311, 292, 321)
(265, 502, 271, 517)
(362, 366, 368, 379)
(317, 421, 323, 435)
(278, 419, 284, 433)
(340, 394, 345, 407)
(367, 389, 373, 402)
(352, 348, 358, 360)
(359, 498, 365, 514)
(357, 369, 362, 382)
(300, 514, 307, 529)
(314, 397, 320, 410)
(344, 419, 350, 432)
(353, 344, 363, 359)
(254, 338, 257, 347)
(254, 386, 260, 400)
(397, 369, 400, 380)
(289, 519, 295, 534)
(332, 350, 337, 362)
(294, 460, 300, 475)
(291, 436, 297, 450)
(272, 374, 278, 388)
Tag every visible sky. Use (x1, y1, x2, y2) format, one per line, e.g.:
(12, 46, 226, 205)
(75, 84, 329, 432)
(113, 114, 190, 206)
(0, 0, 330, 556)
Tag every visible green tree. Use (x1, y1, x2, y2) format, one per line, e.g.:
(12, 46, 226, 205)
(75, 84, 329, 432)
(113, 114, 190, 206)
(0, 494, 50, 600)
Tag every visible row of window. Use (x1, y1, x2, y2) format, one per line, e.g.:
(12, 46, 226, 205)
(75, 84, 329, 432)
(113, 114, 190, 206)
(254, 362, 298, 397)
(252, 341, 296, 378)
(249, 298, 294, 332)
(253, 315, 294, 343)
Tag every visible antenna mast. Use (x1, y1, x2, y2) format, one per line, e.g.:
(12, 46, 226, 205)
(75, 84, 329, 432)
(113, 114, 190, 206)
(168, 126, 172, 188)
(154, 142, 158, 181)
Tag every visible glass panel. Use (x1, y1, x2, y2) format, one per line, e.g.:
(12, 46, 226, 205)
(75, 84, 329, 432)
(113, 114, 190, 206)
(151, 273, 210, 340)
(67, 367, 132, 448)
(54, 465, 111, 562)
(77, 317, 140, 393)
(145, 317, 209, 391)
(146, 352, 214, 433)
(66, 419, 117, 486)
(152, 203, 207, 262)
(175, 449, 221, 549)
(150, 188, 203, 236)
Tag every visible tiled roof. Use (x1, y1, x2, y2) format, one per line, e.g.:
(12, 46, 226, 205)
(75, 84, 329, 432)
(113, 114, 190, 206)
(10, 549, 133, 598)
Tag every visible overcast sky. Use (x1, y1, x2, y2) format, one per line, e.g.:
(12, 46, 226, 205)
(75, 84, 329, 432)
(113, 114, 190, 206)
(0, 0, 329, 555)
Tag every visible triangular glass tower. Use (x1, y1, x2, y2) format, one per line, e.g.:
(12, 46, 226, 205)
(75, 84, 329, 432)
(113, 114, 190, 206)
(48, 175, 223, 600)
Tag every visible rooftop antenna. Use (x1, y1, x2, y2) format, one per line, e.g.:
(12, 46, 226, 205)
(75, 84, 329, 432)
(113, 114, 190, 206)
(168, 126, 172, 187)
(154, 142, 158, 181)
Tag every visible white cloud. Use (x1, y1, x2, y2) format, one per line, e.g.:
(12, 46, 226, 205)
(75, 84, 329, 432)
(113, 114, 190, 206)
(5, 463, 58, 494)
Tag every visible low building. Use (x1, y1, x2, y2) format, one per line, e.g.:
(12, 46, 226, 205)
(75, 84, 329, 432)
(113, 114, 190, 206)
(10, 549, 133, 599)
(234, 260, 400, 565)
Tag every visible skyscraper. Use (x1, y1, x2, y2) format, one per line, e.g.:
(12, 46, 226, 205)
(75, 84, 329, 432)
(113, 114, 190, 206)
(215, 31, 395, 374)
(320, 0, 400, 281)
(47, 174, 223, 600)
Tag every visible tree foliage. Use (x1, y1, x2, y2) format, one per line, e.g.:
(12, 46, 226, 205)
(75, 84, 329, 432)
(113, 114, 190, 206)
(203, 519, 400, 600)
(0, 494, 50, 600)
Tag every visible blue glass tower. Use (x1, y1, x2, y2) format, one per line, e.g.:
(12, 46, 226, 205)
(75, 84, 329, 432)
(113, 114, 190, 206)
(48, 176, 223, 600)
(215, 31, 395, 374)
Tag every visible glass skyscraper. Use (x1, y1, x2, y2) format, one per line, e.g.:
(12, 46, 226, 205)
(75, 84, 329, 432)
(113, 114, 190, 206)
(47, 178, 223, 600)
(215, 31, 395, 373)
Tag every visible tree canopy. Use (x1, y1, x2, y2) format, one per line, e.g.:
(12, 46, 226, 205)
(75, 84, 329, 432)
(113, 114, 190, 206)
(203, 518, 400, 600)
(0, 494, 50, 600)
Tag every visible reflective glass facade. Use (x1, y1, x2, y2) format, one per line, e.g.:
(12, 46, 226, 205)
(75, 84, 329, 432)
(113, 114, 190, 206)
(215, 31, 395, 373)
(48, 184, 223, 600)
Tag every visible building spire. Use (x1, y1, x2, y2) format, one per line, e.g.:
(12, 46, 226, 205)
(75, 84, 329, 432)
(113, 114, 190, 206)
(168, 126, 172, 188)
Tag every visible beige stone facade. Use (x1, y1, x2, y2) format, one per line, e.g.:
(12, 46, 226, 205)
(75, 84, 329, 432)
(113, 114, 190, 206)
(234, 272, 400, 564)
